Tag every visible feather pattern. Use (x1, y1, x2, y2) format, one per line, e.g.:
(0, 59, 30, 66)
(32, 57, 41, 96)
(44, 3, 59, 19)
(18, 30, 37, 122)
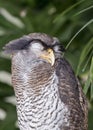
(55, 58, 88, 130)
(4, 33, 88, 130)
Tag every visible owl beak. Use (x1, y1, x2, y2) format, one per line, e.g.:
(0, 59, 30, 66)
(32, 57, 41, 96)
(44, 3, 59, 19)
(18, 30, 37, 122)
(40, 48, 55, 66)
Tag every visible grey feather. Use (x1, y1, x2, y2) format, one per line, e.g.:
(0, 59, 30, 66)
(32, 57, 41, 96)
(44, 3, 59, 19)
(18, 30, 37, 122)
(3, 36, 31, 54)
(4, 33, 88, 130)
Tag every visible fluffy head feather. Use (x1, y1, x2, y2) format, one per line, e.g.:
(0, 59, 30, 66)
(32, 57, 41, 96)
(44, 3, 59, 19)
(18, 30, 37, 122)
(3, 33, 65, 54)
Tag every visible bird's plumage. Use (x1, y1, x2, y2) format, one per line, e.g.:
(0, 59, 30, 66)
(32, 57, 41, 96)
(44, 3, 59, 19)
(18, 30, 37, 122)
(4, 33, 88, 130)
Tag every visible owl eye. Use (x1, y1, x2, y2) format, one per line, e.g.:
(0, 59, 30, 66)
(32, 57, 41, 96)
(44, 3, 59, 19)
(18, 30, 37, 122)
(31, 42, 44, 51)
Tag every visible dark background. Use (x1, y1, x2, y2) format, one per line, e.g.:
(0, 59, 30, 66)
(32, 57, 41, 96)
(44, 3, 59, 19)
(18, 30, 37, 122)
(0, 0, 93, 129)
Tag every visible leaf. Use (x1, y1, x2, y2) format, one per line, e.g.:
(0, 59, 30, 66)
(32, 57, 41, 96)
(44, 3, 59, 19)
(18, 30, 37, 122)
(76, 38, 93, 75)
(88, 109, 93, 130)
(0, 101, 18, 130)
(83, 57, 93, 97)
(0, 57, 11, 72)
(83, 76, 90, 94)
(91, 82, 93, 100)
(0, 8, 24, 29)
(90, 57, 93, 100)
(74, 5, 93, 16)
(90, 57, 93, 82)
(66, 19, 93, 50)
(54, 0, 85, 23)
(0, 82, 13, 98)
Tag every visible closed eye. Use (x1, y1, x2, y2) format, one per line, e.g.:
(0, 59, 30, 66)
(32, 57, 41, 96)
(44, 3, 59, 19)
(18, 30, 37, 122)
(31, 42, 44, 51)
(53, 44, 65, 52)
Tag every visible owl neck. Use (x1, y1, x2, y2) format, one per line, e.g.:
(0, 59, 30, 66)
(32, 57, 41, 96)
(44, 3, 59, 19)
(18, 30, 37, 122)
(14, 71, 58, 101)
(12, 58, 55, 96)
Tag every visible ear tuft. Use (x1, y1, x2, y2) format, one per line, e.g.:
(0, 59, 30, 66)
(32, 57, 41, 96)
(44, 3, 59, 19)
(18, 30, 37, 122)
(3, 35, 31, 54)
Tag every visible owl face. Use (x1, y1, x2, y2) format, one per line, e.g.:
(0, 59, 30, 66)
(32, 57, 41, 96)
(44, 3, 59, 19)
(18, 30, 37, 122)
(4, 33, 64, 66)
(28, 39, 58, 66)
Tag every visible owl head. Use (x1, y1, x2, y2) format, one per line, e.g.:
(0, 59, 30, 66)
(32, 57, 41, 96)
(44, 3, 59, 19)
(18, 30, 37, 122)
(4, 33, 65, 66)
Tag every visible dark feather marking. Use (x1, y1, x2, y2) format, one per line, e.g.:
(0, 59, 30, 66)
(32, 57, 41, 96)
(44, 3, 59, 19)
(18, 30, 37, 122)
(55, 58, 88, 130)
(3, 36, 31, 54)
(53, 43, 65, 52)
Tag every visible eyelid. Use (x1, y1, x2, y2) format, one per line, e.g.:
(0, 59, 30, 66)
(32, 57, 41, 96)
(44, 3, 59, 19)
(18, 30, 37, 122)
(31, 41, 44, 51)
(31, 39, 50, 51)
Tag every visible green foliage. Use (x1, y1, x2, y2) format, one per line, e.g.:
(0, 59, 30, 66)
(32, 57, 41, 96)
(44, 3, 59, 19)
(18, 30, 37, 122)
(83, 57, 93, 100)
(0, 0, 93, 130)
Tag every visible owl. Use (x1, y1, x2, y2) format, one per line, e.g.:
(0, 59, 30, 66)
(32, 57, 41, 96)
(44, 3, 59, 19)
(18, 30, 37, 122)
(4, 33, 88, 130)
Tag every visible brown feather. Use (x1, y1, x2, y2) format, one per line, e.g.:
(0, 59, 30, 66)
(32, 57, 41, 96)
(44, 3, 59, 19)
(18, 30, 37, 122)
(55, 58, 88, 130)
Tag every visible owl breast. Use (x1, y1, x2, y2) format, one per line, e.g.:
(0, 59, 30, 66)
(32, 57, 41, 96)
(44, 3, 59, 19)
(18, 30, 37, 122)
(15, 72, 70, 130)
(12, 53, 70, 130)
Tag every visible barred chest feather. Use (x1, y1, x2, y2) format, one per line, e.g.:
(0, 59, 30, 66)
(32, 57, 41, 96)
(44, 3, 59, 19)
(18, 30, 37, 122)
(5, 33, 88, 130)
(14, 72, 70, 130)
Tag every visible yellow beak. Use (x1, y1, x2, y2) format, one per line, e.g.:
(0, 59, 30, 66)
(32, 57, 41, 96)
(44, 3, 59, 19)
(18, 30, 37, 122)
(40, 48, 55, 66)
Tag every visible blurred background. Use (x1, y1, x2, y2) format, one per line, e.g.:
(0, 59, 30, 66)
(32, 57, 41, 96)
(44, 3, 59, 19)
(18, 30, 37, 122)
(0, 0, 93, 130)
